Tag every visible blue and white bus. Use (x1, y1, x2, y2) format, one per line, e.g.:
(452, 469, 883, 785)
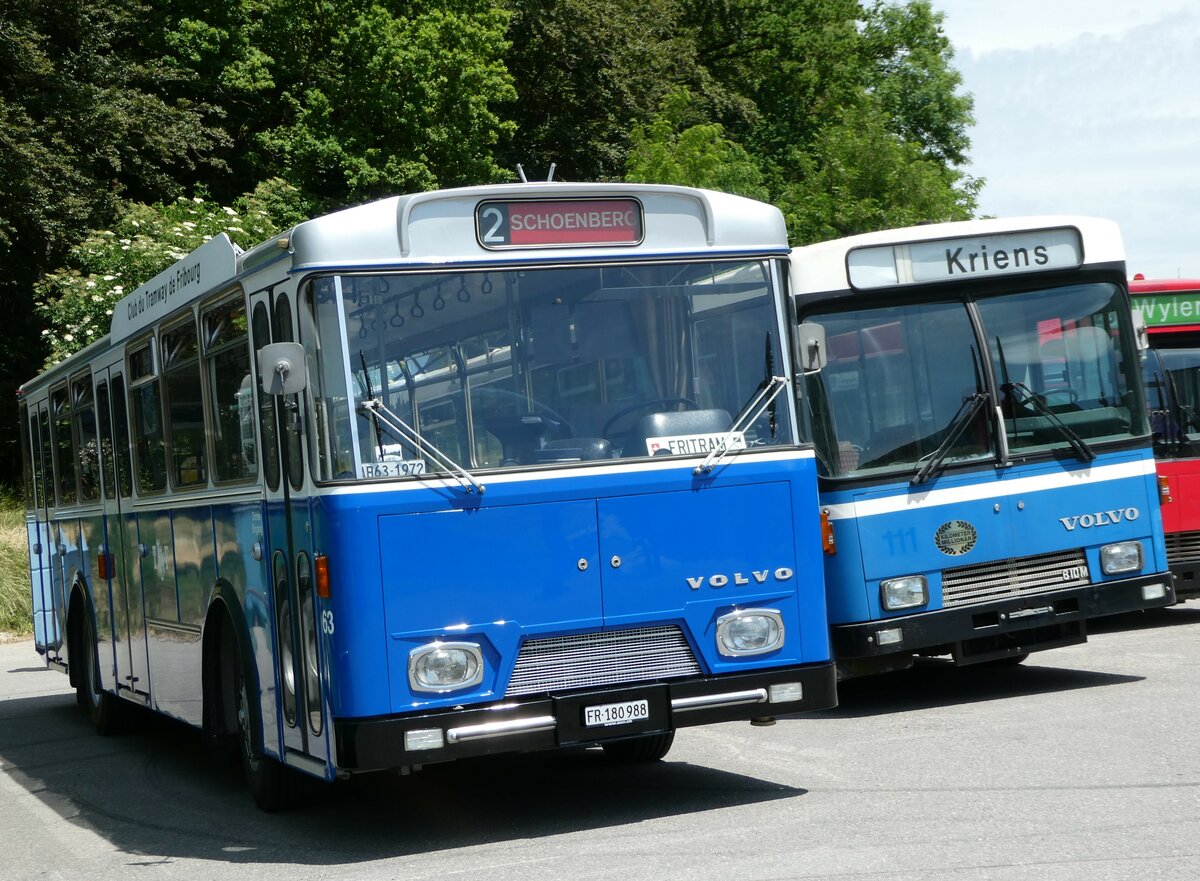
(18, 182, 836, 810)
(789, 216, 1174, 677)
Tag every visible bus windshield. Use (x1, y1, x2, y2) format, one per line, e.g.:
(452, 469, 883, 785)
(302, 260, 792, 480)
(805, 281, 1147, 478)
(1144, 346, 1200, 454)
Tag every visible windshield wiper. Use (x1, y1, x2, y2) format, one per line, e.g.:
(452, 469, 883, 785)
(357, 351, 484, 494)
(696, 332, 791, 476)
(694, 373, 790, 476)
(1002, 381, 1096, 463)
(911, 393, 991, 486)
(358, 398, 485, 494)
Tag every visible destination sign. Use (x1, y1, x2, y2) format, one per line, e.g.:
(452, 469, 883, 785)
(476, 198, 643, 249)
(1132, 291, 1200, 327)
(847, 227, 1083, 290)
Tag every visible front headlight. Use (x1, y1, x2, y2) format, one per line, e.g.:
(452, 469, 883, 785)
(408, 642, 484, 693)
(880, 575, 928, 611)
(1101, 541, 1143, 575)
(716, 609, 785, 657)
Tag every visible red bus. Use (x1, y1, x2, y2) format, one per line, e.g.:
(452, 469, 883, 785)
(1130, 276, 1200, 600)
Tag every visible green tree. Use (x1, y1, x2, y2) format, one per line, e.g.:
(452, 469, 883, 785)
(625, 89, 768, 200)
(34, 179, 309, 365)
(671, 0, 977, 239)
(778, 101, 980, 243)
(500, 0, 724, 182)
(162, 0, 517, 204)
(1, 0, 228, 480)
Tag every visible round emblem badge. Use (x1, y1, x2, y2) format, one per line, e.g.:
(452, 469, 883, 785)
(934, 520, 977, 556)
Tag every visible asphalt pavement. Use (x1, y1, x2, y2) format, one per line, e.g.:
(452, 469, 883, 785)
(2, 606, 1198, 880)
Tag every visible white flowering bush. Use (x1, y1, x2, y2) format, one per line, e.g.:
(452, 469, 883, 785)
(35, 178, 309, 365)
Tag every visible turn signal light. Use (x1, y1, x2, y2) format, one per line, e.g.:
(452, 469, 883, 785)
(315, 554, 331, 598)
(1158, 475, 1172, 504)
(821, 510, 837, 555)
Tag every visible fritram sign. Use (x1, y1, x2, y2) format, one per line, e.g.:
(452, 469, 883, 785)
(846, 227, 1083, 290)
(110, 234, 240, 342)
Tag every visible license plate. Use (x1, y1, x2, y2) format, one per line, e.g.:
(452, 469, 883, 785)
(583, 698, 651, 728)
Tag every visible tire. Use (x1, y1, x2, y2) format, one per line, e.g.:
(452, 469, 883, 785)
(232, 651, 303, 812)
(986, 652, 1030, 667)
(601, 731, 675, 763)
(76, 609, 124, 736)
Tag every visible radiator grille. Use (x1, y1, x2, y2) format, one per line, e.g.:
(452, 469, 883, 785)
(941, 548, 1090, 608)
(505, 625, 701, 697)
(1165, 531, 1200, 566)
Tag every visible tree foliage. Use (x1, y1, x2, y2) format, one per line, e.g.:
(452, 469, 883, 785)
(2, 0, 981, 485)
(160, 0, 517, 202)
(33, 180, 309, 366)
(625, 90, 768, 201)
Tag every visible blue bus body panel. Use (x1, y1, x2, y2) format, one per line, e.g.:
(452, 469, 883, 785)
(822, 449, 1163, 624)
(317, 453, 829, 720)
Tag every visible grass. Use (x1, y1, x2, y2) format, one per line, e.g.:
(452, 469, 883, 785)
(0, 493, 32, 637)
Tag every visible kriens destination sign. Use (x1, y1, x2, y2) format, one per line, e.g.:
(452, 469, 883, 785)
(847, 226, 1083, 290)
(110, 233, 240, 342)
(476, 198, 644, 249)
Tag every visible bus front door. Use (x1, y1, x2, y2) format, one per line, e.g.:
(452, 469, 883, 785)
(251, 287, 332, 780)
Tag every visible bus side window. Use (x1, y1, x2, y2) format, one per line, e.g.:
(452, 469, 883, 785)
(252, 301, 281, 491)
(162, 318, 208, 488)
(95, 381, 116, 501)
(128, 340, 167, 494)
(20, 402, 35, 511)
(50, 385, 77, 506)
(37, 409, 54, 509)
(203, 296, 257, 483)
(72, 373, 100, 502)
(274, 294, 305, 491)
(110, 375, 134, 497)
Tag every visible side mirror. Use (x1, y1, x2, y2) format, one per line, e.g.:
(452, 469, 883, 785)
(258, 342, 307, 395)
(796, 322, 828, 372)
(1131, 309, 1149, 351)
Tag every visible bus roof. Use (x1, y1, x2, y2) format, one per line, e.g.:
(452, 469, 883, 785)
(1129, 277, 1200, 293)
(22, 183, 788, 394)
(790, 215, 1125, 296)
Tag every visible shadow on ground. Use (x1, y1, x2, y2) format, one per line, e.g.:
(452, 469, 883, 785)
(0, 688, 804, 866)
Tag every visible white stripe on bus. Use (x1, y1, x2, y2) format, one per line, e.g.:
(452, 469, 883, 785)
(822, 457, 1156, 521)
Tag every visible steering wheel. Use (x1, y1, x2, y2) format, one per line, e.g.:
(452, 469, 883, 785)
(601, 397, 699, 438)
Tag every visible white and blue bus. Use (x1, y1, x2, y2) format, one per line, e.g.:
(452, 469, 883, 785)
(789, 216, 1174, 677)
(18, 182, 836, 810)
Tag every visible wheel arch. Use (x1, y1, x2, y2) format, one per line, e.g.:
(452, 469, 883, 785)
(65, 576, 92, 692)
(202, 580, 265, 753)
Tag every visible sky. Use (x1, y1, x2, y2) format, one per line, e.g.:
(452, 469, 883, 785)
(927, 1, 1200, 280)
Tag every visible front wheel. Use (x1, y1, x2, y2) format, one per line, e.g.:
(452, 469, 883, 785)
(234, 654, 304, 812)
(601, 731, 675, 763)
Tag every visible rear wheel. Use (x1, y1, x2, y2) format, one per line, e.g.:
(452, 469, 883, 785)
(601, 731, 675, 763)
(76, 610, 124, 736)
